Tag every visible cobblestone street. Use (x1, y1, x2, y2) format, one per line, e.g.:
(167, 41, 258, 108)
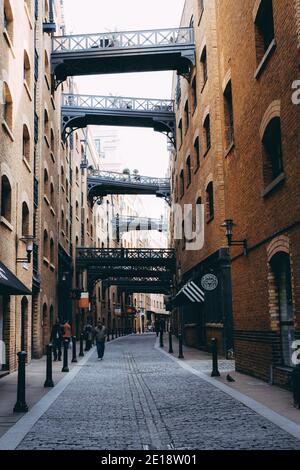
(12, 335, 300, 450)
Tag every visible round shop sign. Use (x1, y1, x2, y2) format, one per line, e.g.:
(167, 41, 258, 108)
(201, 274, 218, 291)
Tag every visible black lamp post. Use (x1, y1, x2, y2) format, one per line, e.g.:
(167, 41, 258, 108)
(221, 219, 248, 256)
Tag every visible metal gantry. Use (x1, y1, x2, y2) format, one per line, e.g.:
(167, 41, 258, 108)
(112, 215, 168, 234)
(61, 93, 176, 145)
(52, 27, 195, 83)
(77, 248, 176, 268)
(87, 169, 171, 205)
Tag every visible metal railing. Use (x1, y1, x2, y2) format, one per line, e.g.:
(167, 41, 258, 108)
(77, 248, 175, 261)
(62, 94, 174, 113)
(88, 169, 170, 188)
(53, 27, 194, 53)
(113, 216, 168, 232)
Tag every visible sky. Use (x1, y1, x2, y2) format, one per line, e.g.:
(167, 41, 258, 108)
(62, 0, 185, 217)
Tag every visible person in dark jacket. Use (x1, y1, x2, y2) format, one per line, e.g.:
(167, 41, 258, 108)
(94, 320, 107, 360)
(50, 319, 63, 361)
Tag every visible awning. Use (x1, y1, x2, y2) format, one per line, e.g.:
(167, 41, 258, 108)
(0, 262, 32, 296)
(173, 281, 205, 306)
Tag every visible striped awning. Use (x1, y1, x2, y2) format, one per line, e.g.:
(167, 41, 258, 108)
(174, 281, 205, 305)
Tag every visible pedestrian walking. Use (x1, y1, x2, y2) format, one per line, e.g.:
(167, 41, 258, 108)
(84, 321, 93, 351)
(63, 319, 72, 347)
(50, 319, 63, 361)
(154, 319, 160, 337)
(94, 320, 107, 360)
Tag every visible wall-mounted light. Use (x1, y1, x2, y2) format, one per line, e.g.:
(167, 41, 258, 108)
(221, 219, 248, 256)
(17, 236, 35, 264)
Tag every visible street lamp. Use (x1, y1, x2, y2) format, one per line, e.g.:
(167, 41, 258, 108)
(17, 236, 35, 264)
(221, 219, 248, 256)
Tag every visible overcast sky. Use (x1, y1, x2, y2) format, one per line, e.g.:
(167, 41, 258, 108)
(63, 0, 185, 217)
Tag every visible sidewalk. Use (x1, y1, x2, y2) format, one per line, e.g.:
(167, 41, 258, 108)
(160, 333, 300, 426)
(0, 343, 91, 438)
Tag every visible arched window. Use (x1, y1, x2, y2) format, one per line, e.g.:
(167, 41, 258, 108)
(50, 128, 55, 153)
(3, 82, 13, 130)
(76, 236, 79, 247)
(224, 80, 234, 146)
(44, 50, 50, 87)
(194, 136, 200, 169)
(262, 117, 283, 186)
(66, 219, 69, 239)
(270, 252, 294, 367)
(44, 0, 49, 21)
(21, 202, 30, 236)
(22, 124, 30, 162)
(4, 0, 14, 43)
(254, 0, 275, 65)
(50, 238, 54, 264)
(184, 100, 189, 131)
(61, 210, 65, 231)
(44, 168, 49, 197)
(186, 156, 192, 187)
(200, 46, 208, 85)
(1, 175, 12, 222)
(203, 114, 211, 152)
(23, 51, 31, 87)
(191, 76, 197, 112)
(50, 182, 54, 207)
(43, 229, 49, 259)
(206, 182, 214, 221)
(44, 109, 49, 139)
(61, 166, 64, 188)
(76, 167, 79, 183)
(76, 200, 79, 217)
(179, 169, 184, 197)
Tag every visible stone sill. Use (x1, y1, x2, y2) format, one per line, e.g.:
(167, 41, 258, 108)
(255, 39, 276, 80)
(2, 121, 14, 142)
(43, 257, 50, 266)
(203, 146, 211, 159)
(194, 164, 200, 175)
(44, 135, 50, 148)
(3, 30, 15, 57)
(44, 194, 50, 206)
(44, 74, 51, 91)
(50, 206, 56, 216)
(201, 79, 208, 94)
(23, 156, 32, 173)
(224, 141, 235, 158)
(50, 152, 55, 163)
(23, 80, 32, 101)
(262, 172, 285, 198)
(51, 96, 56, 110)
(0, 216, 13, 232)
(24, 2, 33, 29)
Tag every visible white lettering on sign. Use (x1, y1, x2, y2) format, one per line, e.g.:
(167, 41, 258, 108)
(0, 268, 8, 281)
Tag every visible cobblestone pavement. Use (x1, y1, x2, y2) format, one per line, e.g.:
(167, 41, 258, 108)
(18, 335, 300, 450)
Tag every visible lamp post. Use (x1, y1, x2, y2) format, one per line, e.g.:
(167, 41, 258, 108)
(221, 219, 248, 256)
(16, 236, 36, 264)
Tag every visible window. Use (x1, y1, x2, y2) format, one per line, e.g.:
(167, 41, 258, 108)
(4, 0, 13, 43)
(200, 47, 208, 87)
(44, 109, 49, 139)
(224, 80, 234, 147)
(44, 51, 50, 88)
(184, 101, 189, 132)
(76, 200, 79, 217)
(43, 229, 49, 258)
(270, 252, 294, 367)
(3, 82, 13, 130)
(186, 156, 192, 187)
(178, 119, 183, 147)
(194, 136, 200, 169)
(206, 182, 214, 220)
(66, 219, 69, 239)
(203, 115, 211, 152)
(23, 51, 31, 87)
(50, 128, 55, 153)
(50, 238, 54, 264)
(76, 167, 79, 183)
(61, 210, 64, 231)
(50, 182, 54, 206)
(21, 202, 29, 236)
(255, 0, 275, 64)
(262, 117, 283, 186)
(179, 170, 185, 197)
(198, 0, 204, 17)
(1, 176, 12, 222)
(191, 77, 197, 112)
(22, 124, 30, 162)
(44, 168, 49, 197)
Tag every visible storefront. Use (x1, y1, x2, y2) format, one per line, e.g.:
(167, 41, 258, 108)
(173, 249, 233, 357)
(0, 261, 31, 372)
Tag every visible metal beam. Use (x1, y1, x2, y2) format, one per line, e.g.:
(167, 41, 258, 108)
(52, 27, 195, 82)
(61, 94, 176, 146)
(112, 215, 168, 234)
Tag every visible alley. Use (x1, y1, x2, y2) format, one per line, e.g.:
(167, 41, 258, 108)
(5, 335, 300, 451)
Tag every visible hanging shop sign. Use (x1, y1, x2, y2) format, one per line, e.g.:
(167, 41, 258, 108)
(79, 292, 89, 309)
(201, 274, 219, 292)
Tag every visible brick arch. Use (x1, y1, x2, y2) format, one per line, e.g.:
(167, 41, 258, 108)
(259, 100, 281, 140)
(222, 69, 232, 93)
(195, 190, 202, 203)
(204, 173, 213, 189)
(20, 190, 30, 209)
(252, 0, 263, 21)
(267, 235, 290, 262)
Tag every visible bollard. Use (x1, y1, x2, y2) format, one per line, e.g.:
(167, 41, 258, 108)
(291, 363, 300, 408)
(72, 336, 77, 363)
(79, 333, 84, 357)
(159, 329, 164, 348)
(178, 333, 184, 359)
(62, 339, 69, 372)
(44, 344, 54, 388)
(13, 351, 28, 412)
(168, 331, 174, 354)
(211, 338, 220, 377)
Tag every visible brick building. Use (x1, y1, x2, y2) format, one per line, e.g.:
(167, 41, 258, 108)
(170, 0, 233, 355)
(216, 0, 300, 386)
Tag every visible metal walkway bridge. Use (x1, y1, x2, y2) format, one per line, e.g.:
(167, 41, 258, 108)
(112, 216, 168, 234)
(87, 170, 171, 205)
(61, 94, 176, 144)
(52, 27, 195, 83)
